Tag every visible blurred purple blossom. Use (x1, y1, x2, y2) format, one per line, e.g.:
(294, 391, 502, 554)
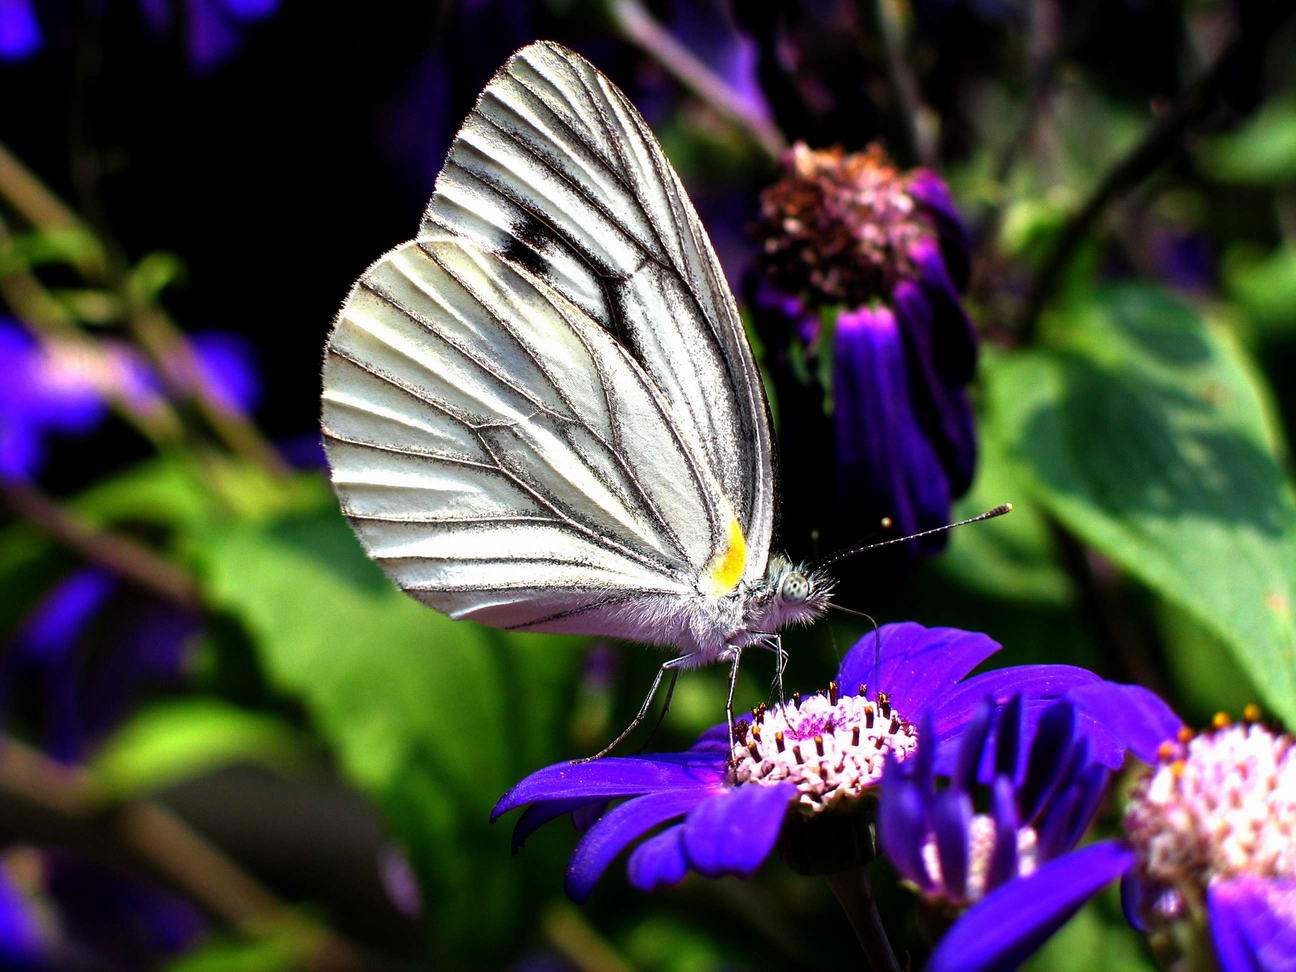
(2, 568, 198, 763)
(494, 623, 1131, 900)
(0, 319, 258, 481)
(139, 0, 280, 71)
(0, 0, 40, 61)
(0, 865, 43, 969)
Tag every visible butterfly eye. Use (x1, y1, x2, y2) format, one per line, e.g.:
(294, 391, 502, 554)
(781, 572, 811, 604)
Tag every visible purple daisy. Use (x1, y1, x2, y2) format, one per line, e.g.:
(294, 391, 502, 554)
(493, 622, 1138, 901)
(750, 144, 976, 549)
(878, 694, 1119, 914)
(920, 690, 1296, 972)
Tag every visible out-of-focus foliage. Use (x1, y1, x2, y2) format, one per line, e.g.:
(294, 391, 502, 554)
(985, 284, 1296, 724)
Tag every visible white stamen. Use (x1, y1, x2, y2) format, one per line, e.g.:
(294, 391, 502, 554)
(730, 686, 918, 813)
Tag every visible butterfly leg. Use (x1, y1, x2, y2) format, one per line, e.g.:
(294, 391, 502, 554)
(769, 635, 787, 708)
(573, 651, 698, 763)
(722, 646, 743, 755)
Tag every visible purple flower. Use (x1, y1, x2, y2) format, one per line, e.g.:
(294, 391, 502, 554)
(750, 145, 976, 548)
(879, 695, 1114, 912)
(493, 622, 1130, 901)
(921, 690, 1296, 972)
(0, 320, 258, 480)
(0, 0, 40, 61)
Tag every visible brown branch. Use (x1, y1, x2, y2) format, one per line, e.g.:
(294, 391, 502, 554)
(0, 480, 201, 610)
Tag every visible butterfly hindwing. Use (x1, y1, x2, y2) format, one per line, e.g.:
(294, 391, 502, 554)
(323, 237, 733, 634)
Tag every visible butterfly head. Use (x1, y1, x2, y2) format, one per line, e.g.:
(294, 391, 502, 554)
(748, 557, 833, 632)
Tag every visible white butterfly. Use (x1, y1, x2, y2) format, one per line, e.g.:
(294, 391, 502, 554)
(321, 41, 833, 753)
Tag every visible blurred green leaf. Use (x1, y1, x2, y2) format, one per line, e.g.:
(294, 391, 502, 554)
(128, 251, 188, 305)
(164, 927, 305, 972)
(986, 283, 1296, 725)
(0, 226, 108, 277)
(92, 697, 310, 799)
(1224, 244, 1296, 337)
(1023, 882, 1154, 971)
(1200, 95, 1296, 184)
(195, 501, 586, 956)
(1155, 599, 1261, 724)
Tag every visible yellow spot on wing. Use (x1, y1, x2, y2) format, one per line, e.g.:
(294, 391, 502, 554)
(707, 517, 747, 594)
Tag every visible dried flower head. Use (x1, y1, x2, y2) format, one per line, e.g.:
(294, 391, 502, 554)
(755, 142, 940, 307)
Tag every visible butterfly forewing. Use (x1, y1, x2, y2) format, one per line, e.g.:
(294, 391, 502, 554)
(323, 41, 776, 640)
(421, 41, 775, 581)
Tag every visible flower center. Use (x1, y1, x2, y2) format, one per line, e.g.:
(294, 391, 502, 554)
(756, 142, 932, 307)
(729, 682, 918, 813)
(1124, 713, 1296, 893)
(920, 816, 1039, 906)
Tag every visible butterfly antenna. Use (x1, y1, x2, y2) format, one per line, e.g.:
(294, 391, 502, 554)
(827, 602, 883, 678)
(817, 504, 1014, 570)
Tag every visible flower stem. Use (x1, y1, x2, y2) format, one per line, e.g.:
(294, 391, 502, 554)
(609, 0, 787, 162)
(827, 867, 902, 972)
(541, 902, 635, 972)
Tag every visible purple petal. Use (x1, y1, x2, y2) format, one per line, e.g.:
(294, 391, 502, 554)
(836, 623, 1001, 723)
(908, 171, 971, 289)
(1209, 877, 1296, 972)
(994, 694, 1025, 780)
(492, 752, 725, 820)
(929, 667, 1130, 775)
(1121, 873, 1149, 933)
(682, 781, 797, 879)
(878, 778, 931, 889)
(0, 0, 41, 61)
(953, 700, 994, 792)
(565, 789, 711, 901)
(1019, 702, 1078, 821)
(1059, 766, 1110, 855)
(928, 841, 1136, 972)
(985, 777, 1020, 892)
(1067, 682, 1184, 766)
(832, 307, 952, 546)
(932, 789, 972, 900)
(892, 276, 978, 493)
(509, 799, 594, 853)
(627, 824, 689, 893)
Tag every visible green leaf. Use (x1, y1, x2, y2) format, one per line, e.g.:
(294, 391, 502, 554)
(1023, 882, 1155, 971)
(91, 698, 310, 799)
(1224, 244, 1296, 338)
(1199, 94, 1296, 184)
(985, 283, 1296, 725)
(195, 501, 585, 956)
